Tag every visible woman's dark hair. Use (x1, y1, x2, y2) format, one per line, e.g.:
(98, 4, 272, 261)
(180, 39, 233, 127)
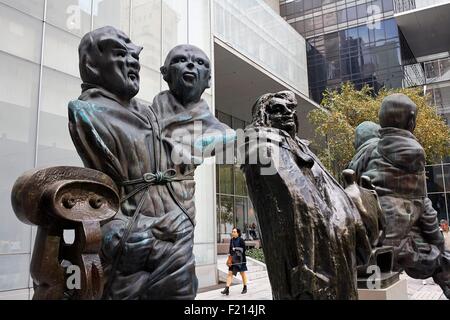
(233, 227, 241, 237)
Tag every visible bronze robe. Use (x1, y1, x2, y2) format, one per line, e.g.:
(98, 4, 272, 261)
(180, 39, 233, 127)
(68, 87, 233, 299)
(240, 127, 370, 300)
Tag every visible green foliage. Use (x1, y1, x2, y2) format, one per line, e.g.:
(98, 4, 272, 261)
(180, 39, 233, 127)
(246, 248, 265, 263)
(308, 82, 450, 178)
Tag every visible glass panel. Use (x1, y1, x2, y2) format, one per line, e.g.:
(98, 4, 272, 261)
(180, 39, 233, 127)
(0, 3, 43, 64)
(188, 0, 211, 57)
(43, 24, 81, 77)
(216, 194, 220, 242)
(324, 12, 337, 27)
(218, 195, 234, 242)
(217, 111, 232, 127)
(357, 3, 367, 18)
(357, 25, 369, 44)
(374, 21, 386, 42)
(214, 0, 309, 94)
(232, 118, 245, 130)
(0, 0, 45, 19)
(0, 254, 30, 291)
(234, 167, 247, 196)
(304, 0, 314, 12)
(346, 6, 357, 21)
(382, 0, 394, 11)
(93, 0, 130, 34)
(313, 14, 323, 31)
(446, 193, 450, 221)
(162, 0, 188, 61)
(426, 165, 445, 193)
(384, 18, 398, 39)
(193, 243, 215, 265)
(247, 200, 259, 240)
(294, 20, 305, 35)
(234, 197, 247, 238)
(46, 0, 92, 37)
(313, 0, 323, 9)
(304, 18, 314, 32)
(337, 9, 347, 23)
(218, 164, 233, 195)
(429, 193, 448, 221)
(131, 0, 161, 102)
(37, 67, 83, 167)
(0, 53, 39, 255)
(444, 164, 450, 192)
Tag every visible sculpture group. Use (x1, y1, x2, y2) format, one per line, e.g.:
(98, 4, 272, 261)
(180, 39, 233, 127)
(10, 26, 450, 300)
(241, 91, 449, 299)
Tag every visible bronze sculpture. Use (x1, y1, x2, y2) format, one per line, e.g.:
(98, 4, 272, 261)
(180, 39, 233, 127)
(68, 27, 233, 299)
(348, 94, 450, 298)
(239, 90, 373, 299)
(11, 166, 119, 299)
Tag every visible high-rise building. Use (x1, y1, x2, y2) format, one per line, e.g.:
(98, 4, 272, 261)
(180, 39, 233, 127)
(280, 0, 450, 222)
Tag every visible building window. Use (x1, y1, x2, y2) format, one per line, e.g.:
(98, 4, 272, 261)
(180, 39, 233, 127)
(215, 111, 257, 243)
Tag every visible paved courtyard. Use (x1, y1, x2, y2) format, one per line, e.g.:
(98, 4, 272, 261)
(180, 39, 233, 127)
(196, 256, 448, 300)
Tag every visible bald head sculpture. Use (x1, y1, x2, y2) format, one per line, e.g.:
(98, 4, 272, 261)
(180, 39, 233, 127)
(379, 93, 417, 132)
(160, 44, 211, 106)
(78, 26, 143, 103)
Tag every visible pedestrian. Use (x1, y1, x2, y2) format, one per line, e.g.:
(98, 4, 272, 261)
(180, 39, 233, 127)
(221, 227, 248, 295)
(250, 222, 258, 240)
(441, 220, 450, 250)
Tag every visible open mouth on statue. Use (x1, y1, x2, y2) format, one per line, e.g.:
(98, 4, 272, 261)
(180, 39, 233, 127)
(182, 72, 196, 83)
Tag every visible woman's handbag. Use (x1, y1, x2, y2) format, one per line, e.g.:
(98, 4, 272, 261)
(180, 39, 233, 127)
(226, 255, 233, 267)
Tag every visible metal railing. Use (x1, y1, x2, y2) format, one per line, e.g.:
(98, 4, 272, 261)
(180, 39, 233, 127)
(402, 57, 450, 87)
(394, 0, 450, 13)
(213, 0, 309, 95)
(394, 0, 416, 13)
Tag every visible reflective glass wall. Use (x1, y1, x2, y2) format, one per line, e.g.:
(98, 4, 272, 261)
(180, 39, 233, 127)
(0, 0, 215, 298)
(279, 0, 410, 103)
(307, 18, 403, 102)
(426, 159, 450, 223)
(215, 111, 259, 244)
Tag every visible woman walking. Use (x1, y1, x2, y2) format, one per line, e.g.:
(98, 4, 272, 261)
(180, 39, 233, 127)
(221, 227, 248, 295)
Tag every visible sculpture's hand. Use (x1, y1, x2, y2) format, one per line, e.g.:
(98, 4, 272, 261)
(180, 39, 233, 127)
(101, 215, 154, 274)
(342, 169, 367, 215)
(121, 234, 153, 274)
(151, 210, 192, 242)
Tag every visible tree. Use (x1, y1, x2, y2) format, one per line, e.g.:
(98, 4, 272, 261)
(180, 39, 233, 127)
(307, 82, 450, 178)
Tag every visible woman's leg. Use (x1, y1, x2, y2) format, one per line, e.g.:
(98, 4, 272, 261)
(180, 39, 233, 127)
(240, 272, 248, 286)
(240, 272, 248, 294)
(226, 271, 234, 287)
(221, 271, 233, 295)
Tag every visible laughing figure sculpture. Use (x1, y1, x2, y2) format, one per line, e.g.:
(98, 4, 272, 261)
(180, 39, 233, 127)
(68, 26, 233, 299)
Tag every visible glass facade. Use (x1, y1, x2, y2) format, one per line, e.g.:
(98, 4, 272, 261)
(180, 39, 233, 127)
(426, 161, 450, 222)
(307, 18, 404, 102)
(214, 0, 309, 95)
(215, 111, 258, 244)
(279, 0, 414, 103)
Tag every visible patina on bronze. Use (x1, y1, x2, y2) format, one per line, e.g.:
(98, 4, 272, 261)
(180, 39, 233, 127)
(349, 94, 450, 298)
(68, 27, 233, 299)
(342, 169, 399, 289)
(240, 90, 372, 299)
(11, 166, 119, 299)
